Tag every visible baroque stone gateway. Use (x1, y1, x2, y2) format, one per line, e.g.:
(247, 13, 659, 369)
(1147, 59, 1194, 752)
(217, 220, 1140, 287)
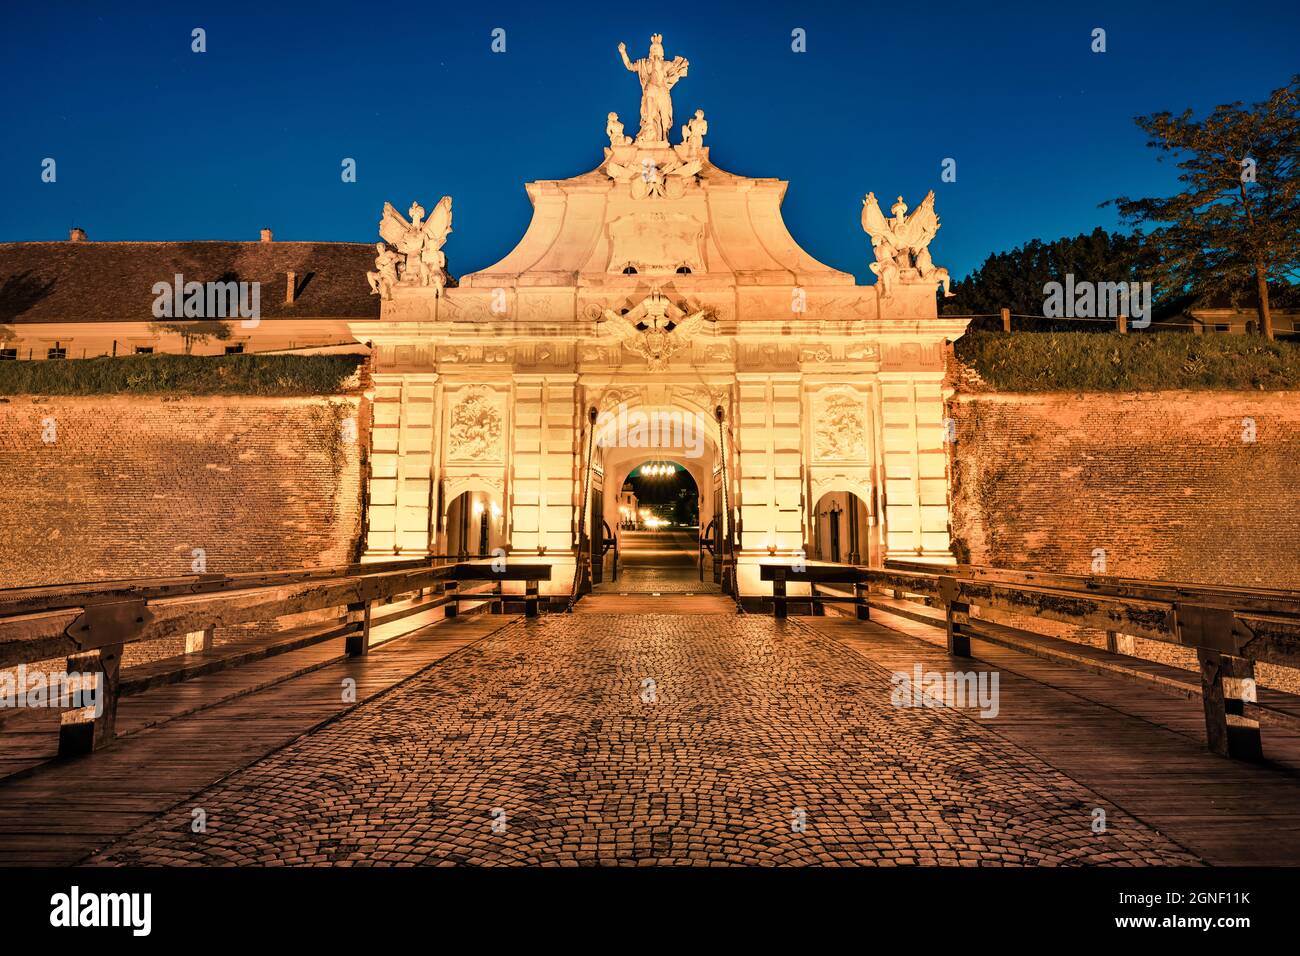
(352, 35, 969, 598)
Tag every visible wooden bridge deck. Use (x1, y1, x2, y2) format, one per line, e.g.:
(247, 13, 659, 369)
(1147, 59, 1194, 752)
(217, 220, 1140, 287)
(0, 614, 514, 866)
(2, 590, 1300, 866)
(804, 607, 1300, 866)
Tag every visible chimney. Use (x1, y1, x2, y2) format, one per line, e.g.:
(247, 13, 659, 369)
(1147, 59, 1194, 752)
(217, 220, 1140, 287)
(286, 271, 297, 305)
(68, 227, 87, 242)
(260, 228, 273, 243)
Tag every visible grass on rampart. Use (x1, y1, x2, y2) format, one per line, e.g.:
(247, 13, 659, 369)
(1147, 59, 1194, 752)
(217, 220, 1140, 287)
(955, 331, 1300, 391)
(0, 353, 366, 396)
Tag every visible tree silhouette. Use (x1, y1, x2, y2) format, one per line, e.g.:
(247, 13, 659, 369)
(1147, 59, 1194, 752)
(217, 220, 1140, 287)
(1108, 76, 1300, 340)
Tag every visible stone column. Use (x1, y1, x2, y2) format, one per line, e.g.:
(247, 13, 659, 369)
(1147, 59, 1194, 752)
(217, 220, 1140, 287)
(510, 373, 579, 595)
(734, 372, 804, 595)
(878, 370, 951, 562)
(365, 372, 438, 558)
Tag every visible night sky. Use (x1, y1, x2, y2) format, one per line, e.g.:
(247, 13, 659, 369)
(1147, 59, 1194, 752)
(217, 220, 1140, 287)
(2, 0, 1297, 281)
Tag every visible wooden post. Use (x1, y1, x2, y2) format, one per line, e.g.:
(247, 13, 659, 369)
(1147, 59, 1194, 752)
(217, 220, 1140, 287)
(1197, 650, 1263, 761)
(854, 580, 870, 621)
(444, 580, 458, 618)
(345, 599, 371, 657)
(184, 627, 214, 654)
(1178, 603, 1263, 761)
(946, 601, 971, 657)
(525, 579, 539, 618)
(58, 643, 123, 756)
(1117, 313, 1128, 334)
(1000, 307, 1011, 332)
(772, 567, 787, 619)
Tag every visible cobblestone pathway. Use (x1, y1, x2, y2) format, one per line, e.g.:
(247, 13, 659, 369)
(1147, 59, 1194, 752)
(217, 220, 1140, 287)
(90, 614, 1201, 866)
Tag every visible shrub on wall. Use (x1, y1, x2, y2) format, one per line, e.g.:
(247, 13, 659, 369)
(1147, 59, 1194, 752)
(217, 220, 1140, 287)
(0, 353, 366, 396)
(955, 331, 1300, 391)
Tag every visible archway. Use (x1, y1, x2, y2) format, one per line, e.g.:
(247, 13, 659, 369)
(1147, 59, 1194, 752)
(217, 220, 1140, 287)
(598, 459, 706, 591)
(811, 490, 874, 566)
(445, 489, 506, 559)
(589, 400, 726, 593)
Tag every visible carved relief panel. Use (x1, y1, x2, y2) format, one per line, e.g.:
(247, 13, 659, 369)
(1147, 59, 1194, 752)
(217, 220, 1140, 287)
(445, 385, 507, 463)
(810, 387, 870, 462)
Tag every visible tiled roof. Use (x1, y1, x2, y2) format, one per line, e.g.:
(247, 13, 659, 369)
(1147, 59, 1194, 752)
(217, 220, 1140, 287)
(0, 241, 381, 324)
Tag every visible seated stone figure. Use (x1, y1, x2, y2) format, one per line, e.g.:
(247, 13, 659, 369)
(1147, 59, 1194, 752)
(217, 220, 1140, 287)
(680, 109, 707, 148)
(606, 112, 632, 147)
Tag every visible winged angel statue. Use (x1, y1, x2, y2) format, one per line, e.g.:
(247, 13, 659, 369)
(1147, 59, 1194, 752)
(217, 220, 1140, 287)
(860, 191, 953, 299)
(369, 197, 453, 299)
(597, 290, 714, 371)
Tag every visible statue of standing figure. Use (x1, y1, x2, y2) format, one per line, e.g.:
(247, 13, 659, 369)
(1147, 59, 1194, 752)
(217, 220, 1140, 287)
(617, 34, 689, 145)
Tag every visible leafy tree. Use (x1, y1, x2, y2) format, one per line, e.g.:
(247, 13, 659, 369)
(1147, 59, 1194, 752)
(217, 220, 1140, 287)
(1108, 76, 1300, 340)
(941, 229, 1147, 329)
(148, 320, 233, 355)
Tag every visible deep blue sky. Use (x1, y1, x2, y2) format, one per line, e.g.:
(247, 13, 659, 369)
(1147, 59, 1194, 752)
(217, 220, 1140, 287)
(2, 0, 1296, 281)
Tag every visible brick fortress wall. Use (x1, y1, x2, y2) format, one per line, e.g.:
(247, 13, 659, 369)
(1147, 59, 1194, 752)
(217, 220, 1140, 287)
(0, 395, 366, 589)
(947, 390, 1300, 689)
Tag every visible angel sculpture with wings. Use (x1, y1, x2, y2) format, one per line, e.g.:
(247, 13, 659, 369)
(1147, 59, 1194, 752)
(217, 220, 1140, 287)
(861, 191, 953, 299)
(597, 290, 714, 371)
(378, 197, 453, 295)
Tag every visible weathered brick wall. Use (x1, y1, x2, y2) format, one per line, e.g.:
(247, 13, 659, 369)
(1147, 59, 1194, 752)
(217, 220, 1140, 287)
(948, 392, 1300, 587)
(0, 395, 365, 588)
(948, 391, 1300, 691)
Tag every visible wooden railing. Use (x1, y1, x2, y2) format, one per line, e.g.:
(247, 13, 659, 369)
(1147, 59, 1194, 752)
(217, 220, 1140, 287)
(760, 561, 1300, 762)
(0, 557, 551, 756)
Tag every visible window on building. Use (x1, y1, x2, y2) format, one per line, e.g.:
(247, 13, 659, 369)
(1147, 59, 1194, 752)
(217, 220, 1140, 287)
(224, 344, 245, 354)
(47, 345, 67, 360)
(134, 346, 154, 354)
(0, 348, 17, 361)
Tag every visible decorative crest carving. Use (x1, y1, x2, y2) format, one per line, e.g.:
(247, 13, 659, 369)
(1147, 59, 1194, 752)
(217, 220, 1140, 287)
(604, 153, 702, 199)
(596, 290, 714, 371)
